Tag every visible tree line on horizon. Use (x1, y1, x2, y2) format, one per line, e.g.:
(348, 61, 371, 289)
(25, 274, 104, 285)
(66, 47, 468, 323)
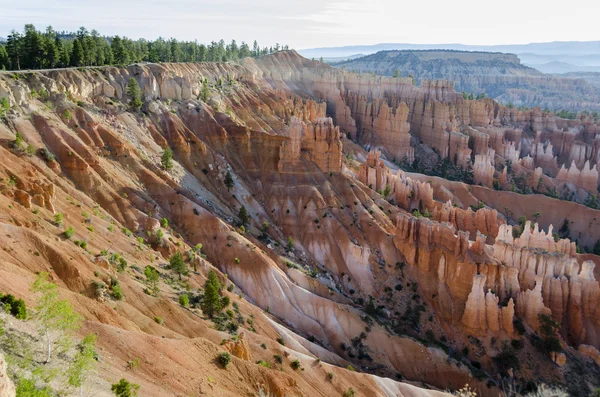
(0, 24, 290, 71)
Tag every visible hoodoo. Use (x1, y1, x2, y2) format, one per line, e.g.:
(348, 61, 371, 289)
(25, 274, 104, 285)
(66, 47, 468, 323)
(1, 20, 600, 397)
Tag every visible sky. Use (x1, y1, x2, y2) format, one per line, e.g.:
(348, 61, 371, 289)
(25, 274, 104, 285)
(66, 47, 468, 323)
(1, 0, 599, 49)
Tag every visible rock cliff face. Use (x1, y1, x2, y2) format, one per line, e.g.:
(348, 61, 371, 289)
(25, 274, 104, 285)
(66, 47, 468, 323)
(244, 51, 600, 197)
(461, 274, 515, 336)
(1, 51, 600, 396)
(556, 160, 599, 192)
(279, 116, 343, 173)
(0, 55, 468, 397)
(333, 50, 600, 111)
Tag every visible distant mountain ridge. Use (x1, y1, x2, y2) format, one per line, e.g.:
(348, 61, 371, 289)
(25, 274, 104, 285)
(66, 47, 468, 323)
(332, 50, 600, 111)
(299, 41, 600, 73)
(299, 41, 600, 57)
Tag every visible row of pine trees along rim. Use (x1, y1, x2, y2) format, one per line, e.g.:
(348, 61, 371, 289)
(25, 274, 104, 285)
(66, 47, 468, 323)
(0, 24, 290, 71)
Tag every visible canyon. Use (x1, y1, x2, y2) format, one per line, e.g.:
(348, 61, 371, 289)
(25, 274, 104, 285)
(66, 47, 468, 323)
(332, 50, 600, 111)
(0, 50, 599, 396)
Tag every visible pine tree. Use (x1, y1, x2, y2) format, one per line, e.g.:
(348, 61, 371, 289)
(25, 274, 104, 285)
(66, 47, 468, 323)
(58, 38, 70, 67)
(168, 251, 188, 280)
(103, 44, 114, 65)
(224, 170, 234, 191)
(0, 45, 9, 70)
(126, 77, 142, 111)
(143, 265, 160, 296)
(160, 147, 173, 170)
(43, 36, 59, 68)
(6, 31, 22, 70)
(31, 272, 82, 363)
(238, 205, 250, 226)
(201, 270, 222, 318)
(70, 39, 84, 67)
(201, 79, 210, 102)
(111, 36, 128, 66)
(0, 24, 289, 71)
(170, 39, 181, 62)
(22, 24, 44, 69)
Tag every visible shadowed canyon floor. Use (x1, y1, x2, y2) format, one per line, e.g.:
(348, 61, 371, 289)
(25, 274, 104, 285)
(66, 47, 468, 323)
(0, 51, 599, 397)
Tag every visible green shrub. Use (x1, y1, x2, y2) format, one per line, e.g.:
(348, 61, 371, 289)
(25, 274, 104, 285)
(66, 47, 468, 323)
(537, 314, 562, 354)
(273, 354, 283, 364)
(0, 97, 10, 118)
(16, 378, 54, 397)
(91, 280, 106, 298)
(179, 294, 189, 307)
(116, 257, 127, 272)
(221, 296, 230, 307)
(0, 293, 27, 319)
(276, 337, 285, 346)
(111, 378, 140, 397)
(290, 359, 301, 370)
(217, 351, 231, 368)
(63, 226, 75, 239)
(111, 284, 124, 301)
(38, 148, 56, 162)
(492, 342, 520, 376)
(154, 316, 163, 324)
(343, 388, 356, 397)
(74, 240, 87, 249)
(161, 148, 173, 170)
(256, 360, 271, 368)
(25, 144, 35, 156)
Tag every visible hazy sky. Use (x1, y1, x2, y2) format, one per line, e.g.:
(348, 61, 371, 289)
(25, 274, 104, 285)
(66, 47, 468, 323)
(1, 0, 599, 49)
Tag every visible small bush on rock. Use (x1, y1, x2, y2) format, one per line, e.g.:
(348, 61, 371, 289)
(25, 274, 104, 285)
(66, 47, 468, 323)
(217, 351, 231, 368)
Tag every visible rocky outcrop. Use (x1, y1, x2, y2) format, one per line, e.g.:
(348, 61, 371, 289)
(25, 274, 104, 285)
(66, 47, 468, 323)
(473, 152, 495, 187)
(551, 352, 567, 367)
(556, 160, 598, 192)
(461, 274, 514, 336)
(11, 181, 56, 213)
(243, 51, 600, 202)
(0, 353, 15, 397)
(492, 222, 600, 344)
(358, 151, 503, 241)
(358, 151, 433, 211)
(578, 344, 600, 365)
(279, 117, 343, 173)
(433, 200, 501, 241)
(222, 333, 252, 361)
(516, 276, 552, 331)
